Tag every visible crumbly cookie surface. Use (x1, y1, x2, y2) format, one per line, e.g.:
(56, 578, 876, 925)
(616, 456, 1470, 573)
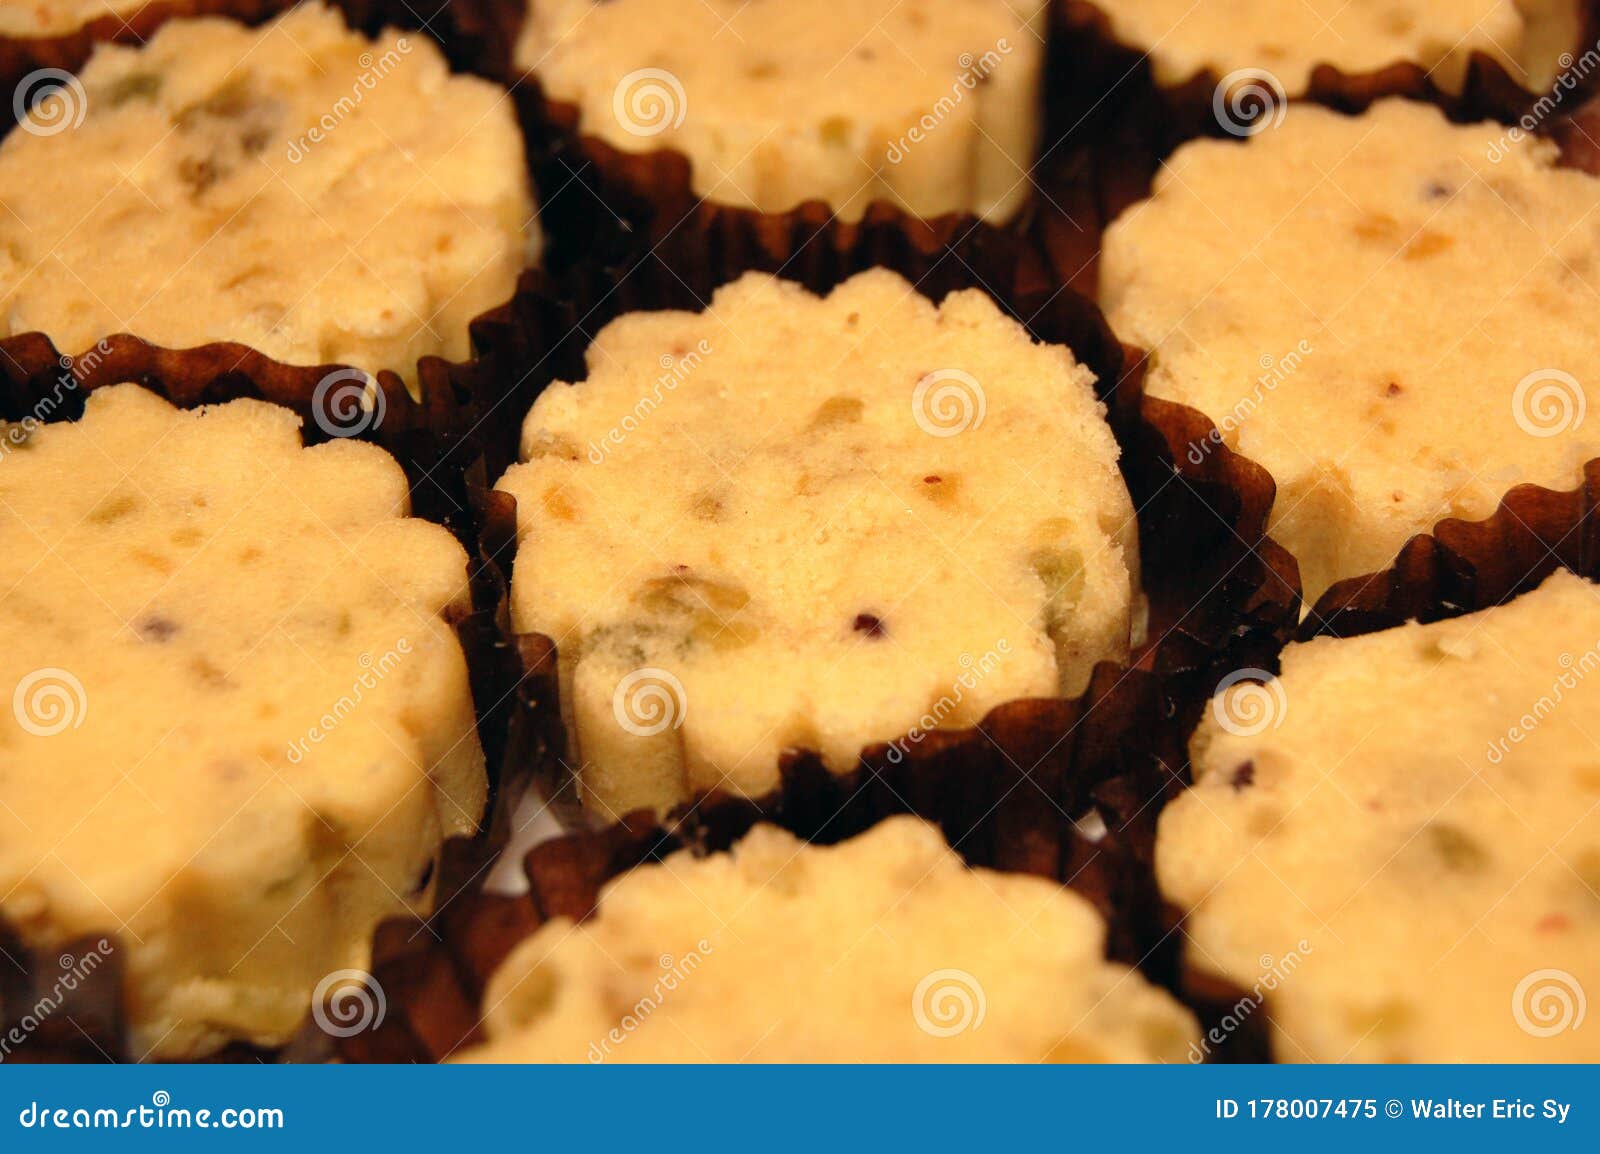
(0, 3, 535, 379)
(0, 384, 486, 1058)
(460, 817, 1199, 1062)
(1101, 100, 1600, 604)
(516, 0, 1046, 223)
(1159, 570, 1600, 1061)
(495, 269, 1137, 818)
(1091, 0, 1579, 95)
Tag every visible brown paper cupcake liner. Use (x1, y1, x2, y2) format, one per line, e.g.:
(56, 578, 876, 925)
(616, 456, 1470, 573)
(468, 249, 1301, 763)
(1113, 349, 1302, 728)
(325, 255, 1311, 1061)
(468, 221, 1302, 700)
(1163, 463, 1600, 1064)
(0, 331, 453, 455)
(441, 0, 1076, 297)
(0, 340, 520, 1063)
(1045, 0, 1600, 295)
(1085, 74, 1600, 688)
(1302, 459, 1600, 640)
(451, 0, 1062, 276)
(434, 6, 1300, 703)
(473, 410, 1189, 890)
(336, 665, 1191, 1062)
(524, 78, 1049, 279)
(438, 0, 523, 87)
(1112, 77, 1600, 1068)
(0, 0, 559, 1057)
(1061, 0, 1598, 125)
(0, 0, 542, 447)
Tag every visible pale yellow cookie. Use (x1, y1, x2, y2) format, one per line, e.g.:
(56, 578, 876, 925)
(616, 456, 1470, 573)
(516, 0, 1046, 222)
(1090, 0, 1581, 96)
(458, 817, 1199, 1063)
(495, 269, 1138, 818)
(1160, 570, 1600, 1062)
(0, 3, 536, 381)
(0, 384, 486, 1058)
(1101, 100, 1600, 605)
